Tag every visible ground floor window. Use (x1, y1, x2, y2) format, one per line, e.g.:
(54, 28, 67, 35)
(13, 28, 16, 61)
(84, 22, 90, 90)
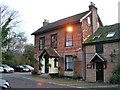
(54, 58, 58, 68)
(65, 55, 73, 71)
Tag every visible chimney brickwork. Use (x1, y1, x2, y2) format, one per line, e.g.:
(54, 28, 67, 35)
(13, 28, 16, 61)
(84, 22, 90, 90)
(89, 2, 98, 32)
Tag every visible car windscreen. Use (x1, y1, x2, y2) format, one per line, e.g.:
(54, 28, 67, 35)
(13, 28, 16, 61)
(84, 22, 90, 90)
(25, 65, 33, 68)
(3, 66, 11, 68)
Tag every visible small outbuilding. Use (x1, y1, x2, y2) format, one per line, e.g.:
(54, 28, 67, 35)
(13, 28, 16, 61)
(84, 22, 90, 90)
(83, 23, 120, 82)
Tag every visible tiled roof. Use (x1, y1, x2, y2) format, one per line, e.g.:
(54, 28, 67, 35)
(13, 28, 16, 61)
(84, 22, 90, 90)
(32, 11, 90, 35)
(84, 23, 120, 44)
(39, 47, 60, 58)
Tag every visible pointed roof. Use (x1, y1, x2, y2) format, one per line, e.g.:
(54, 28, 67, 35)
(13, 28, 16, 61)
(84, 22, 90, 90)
(39, 47, 60, 58)
(31, 11, 90, 35)
(90, 53, 107, 63)
(84, 23, 120, 44)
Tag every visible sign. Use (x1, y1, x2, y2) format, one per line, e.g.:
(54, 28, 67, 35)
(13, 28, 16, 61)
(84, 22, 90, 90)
(87, 64, 92, 69)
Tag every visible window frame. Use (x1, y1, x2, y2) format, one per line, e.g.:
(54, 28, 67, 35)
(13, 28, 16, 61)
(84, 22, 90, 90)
(65, 55, 73, 71)
(39, 37, 45, 50)
(51, 33, 57, 48)
(96, 44, 103, 53)
(65, 32, 73, 47)
(54, 58, 58, 68)
(106, 32, 115, 38)
(87, 17, 91, 26)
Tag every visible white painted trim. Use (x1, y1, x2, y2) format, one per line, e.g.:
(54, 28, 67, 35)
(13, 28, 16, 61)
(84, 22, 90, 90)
(80, 11, 91, 22)
(53, 49, 60, 57)
(90, 53, 105, 63)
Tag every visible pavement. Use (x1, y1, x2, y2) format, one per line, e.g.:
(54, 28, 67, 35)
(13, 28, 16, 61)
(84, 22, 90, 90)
(23, 73, 120, 89)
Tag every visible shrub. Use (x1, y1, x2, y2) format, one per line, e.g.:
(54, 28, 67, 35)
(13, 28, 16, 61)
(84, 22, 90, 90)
(109, 65, 120, 84)
(57, 73, 63, 78)
(32, 70, 38, 75)
(72, 75, 79, 80)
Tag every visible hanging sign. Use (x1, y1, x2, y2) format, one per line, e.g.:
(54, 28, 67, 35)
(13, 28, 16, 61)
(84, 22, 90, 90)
(87, 64, 92, 69)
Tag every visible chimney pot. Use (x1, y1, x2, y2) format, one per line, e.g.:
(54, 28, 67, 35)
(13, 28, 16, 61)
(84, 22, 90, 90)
(43, 19, 49, 26)
(89, 2, 97, 11)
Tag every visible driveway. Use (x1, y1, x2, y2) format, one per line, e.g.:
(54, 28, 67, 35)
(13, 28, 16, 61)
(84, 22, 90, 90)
(1, 72, 119, 90)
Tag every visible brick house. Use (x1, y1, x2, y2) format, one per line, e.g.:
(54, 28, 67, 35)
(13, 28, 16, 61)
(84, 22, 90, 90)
(31, 2, 103, 79)
(83, 23, 120, 82)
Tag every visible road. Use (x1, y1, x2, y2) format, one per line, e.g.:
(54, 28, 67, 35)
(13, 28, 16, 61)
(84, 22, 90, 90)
(2, 72, 73, 88)
(1, 72, 119, 90)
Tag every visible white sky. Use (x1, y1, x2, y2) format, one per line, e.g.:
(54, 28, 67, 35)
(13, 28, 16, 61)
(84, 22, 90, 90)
(0, 0, 119, 44)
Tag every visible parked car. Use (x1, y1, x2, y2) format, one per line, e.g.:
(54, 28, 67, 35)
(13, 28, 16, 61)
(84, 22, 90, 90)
(14, 65, 29, 72)
(0, 66, 4, 73)
(0, 65, 14, 73)
(23, 65, 34, 72)
(0, 79, 11, 89)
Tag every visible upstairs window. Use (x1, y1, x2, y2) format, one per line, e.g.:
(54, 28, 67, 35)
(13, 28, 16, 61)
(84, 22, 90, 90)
(96, 44, 103, 53)
(51, 34, 57, 48)
(97, 22, 100, 27)
(65, 55, 73, 71)
(39, 37, 45, 50)
(87, 17, 91, 26)
(66, 32, 73, 46)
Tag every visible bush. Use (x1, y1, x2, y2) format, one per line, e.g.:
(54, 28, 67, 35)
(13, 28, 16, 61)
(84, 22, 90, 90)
(109, 65, 120, 84)
(32, 70, 38, 75)
(57, 73, 63, 78)
(72, 75, 79, 80)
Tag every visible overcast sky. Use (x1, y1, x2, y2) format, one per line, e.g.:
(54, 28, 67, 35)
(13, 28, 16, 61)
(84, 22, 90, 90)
(0, 0, 119, 44)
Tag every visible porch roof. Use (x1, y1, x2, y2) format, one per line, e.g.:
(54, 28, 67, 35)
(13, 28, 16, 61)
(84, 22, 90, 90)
(39, 47, 60, 58)
(90, 53, 107, 63)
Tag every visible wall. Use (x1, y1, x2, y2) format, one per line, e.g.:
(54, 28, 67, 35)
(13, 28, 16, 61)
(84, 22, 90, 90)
(85, 41, 120, 82)
(41, 54, 58, 74)
(49, 58, 58, 74)
(34, 14, 93, 77)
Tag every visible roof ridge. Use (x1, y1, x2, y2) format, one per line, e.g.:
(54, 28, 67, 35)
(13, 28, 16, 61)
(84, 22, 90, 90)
(31, 10, 90, 35)
(49, 10, 89, 24)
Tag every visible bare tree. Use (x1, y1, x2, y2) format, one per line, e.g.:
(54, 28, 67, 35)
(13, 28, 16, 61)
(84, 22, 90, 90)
(0, 5, 20, 51)
(0, 5, 19, 28)
(0, 5, 21, 63)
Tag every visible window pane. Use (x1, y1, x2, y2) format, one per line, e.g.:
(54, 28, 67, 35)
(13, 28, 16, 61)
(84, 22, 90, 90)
(65, 56, 73, 70)
(51, 34, 57, 48)
(96, 44, 103, 53)
(68, 41, 72, 46)
(66, 32, 72, 46)
(39, 37, 45, 50)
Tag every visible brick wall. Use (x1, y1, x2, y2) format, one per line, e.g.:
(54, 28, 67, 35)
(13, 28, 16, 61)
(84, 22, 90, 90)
(34, 15, 93, 77)
(85, 42, 120, 82)
(73, 60, 82, 76)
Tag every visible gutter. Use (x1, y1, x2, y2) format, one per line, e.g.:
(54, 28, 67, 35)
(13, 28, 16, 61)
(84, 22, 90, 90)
(82, 39, 120, 46)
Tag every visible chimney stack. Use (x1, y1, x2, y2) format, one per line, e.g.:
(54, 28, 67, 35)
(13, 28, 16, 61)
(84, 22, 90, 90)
(89, 2, 98, 32)
(43, 19, 49, 26)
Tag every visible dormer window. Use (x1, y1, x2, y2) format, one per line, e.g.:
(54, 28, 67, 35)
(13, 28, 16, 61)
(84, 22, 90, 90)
(92, 35, 101, 41)
(106, 32, 115, 38)
(97, 22, 99, 28)
(87, 17, 91, 26)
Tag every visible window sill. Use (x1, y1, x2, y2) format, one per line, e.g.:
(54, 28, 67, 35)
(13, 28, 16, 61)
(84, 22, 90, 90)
(65, 70, 73, 71)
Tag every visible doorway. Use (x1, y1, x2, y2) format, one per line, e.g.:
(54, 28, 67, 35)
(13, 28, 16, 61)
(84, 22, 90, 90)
(44, 54, 49, 73)
(96, 62, 104, 81)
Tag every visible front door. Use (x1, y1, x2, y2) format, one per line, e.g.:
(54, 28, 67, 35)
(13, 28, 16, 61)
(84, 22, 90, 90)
(96, 62, 104, 81)
(44, 54, 49, 73)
